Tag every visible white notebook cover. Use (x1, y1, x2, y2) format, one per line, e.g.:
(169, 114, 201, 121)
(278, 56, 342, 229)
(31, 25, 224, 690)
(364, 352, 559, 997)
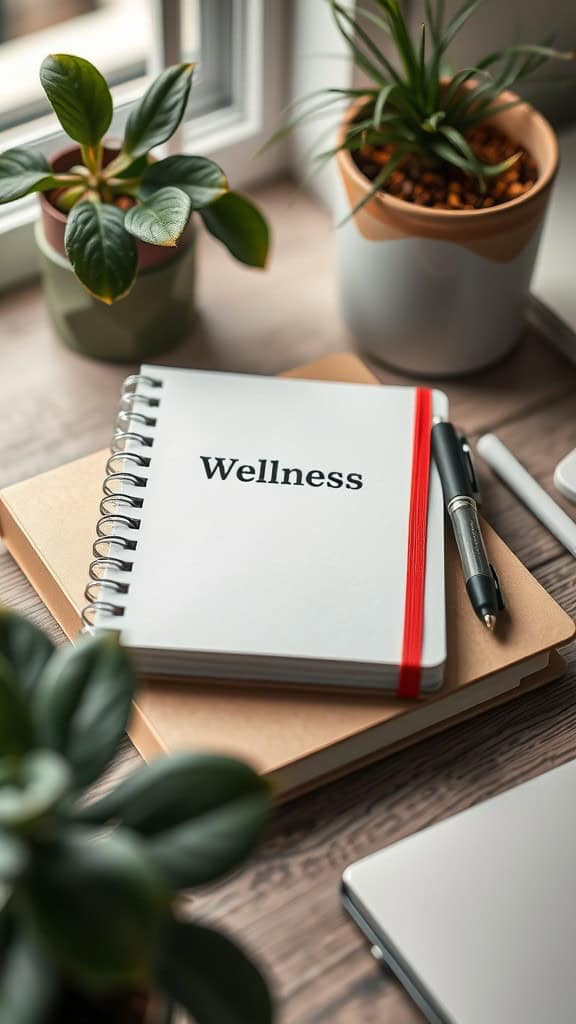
(97, 367, 448, 690)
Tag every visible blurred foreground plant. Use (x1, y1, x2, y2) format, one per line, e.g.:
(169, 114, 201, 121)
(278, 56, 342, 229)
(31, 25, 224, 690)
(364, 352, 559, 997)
(0, 609, 272, 1024)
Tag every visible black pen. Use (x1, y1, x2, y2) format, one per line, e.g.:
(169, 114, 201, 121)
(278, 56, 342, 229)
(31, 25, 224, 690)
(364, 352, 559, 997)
(431, 418, 503, 630)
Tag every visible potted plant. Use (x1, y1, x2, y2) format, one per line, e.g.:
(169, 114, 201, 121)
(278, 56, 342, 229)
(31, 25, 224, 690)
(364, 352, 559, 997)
(277, 0, 572, 377)
(0, 609, 273, 1024)
(0, 55, 270, 362)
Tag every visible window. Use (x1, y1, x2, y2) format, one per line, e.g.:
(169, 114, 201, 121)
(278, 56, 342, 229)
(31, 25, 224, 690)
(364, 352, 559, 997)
(0, 2, 154, 138)
(0, 0, 290, 291)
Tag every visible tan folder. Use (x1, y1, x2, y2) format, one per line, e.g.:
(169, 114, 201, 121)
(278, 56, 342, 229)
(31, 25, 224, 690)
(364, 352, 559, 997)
(1, 354, 574, 799)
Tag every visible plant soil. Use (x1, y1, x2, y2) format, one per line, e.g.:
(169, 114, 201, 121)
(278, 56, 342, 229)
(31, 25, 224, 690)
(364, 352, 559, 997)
(354, 123, 538, 210)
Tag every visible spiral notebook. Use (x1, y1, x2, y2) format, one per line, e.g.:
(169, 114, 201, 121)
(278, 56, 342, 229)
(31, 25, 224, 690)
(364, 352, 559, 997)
(84, 367, 448, 693)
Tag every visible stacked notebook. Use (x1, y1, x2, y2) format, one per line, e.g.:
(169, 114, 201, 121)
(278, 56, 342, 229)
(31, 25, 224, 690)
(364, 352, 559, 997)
(80, 366, 448, 692)
(1, 354, 573, 799)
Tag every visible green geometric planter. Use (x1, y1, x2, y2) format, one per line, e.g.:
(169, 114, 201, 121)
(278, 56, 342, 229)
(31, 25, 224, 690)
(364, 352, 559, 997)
(35, 220, 196, 363)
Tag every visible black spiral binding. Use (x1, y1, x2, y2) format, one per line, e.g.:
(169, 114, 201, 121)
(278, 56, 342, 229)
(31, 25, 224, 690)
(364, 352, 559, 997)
(81, 374, 163, 631)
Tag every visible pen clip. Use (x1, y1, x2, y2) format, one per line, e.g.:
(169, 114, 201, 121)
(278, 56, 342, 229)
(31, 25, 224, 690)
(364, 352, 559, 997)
(490, 564, 506, 611)
(459, 434, 481, 503)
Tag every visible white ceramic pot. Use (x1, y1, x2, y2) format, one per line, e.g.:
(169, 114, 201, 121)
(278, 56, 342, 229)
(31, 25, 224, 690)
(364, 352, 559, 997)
(335, 91, 559, 377)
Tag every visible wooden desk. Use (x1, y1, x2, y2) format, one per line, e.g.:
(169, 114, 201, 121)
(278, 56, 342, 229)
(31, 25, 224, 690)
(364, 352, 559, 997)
(2, 179, 576, 1023)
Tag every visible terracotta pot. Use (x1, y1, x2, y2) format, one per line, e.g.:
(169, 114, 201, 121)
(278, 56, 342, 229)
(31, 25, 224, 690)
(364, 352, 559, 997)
(36, 144, 196, 363)
(335, 89, 559, 377)
(39, 145, 193, 271)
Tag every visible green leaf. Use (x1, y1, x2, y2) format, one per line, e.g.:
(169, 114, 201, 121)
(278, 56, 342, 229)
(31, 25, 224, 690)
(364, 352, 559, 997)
(113, 153, 150, 179)
(439, 123, 483, 177)
(146, 787, 269, 887)
(200, 192, 269, 268)
(340, 148, 407, 225)
(438, 0, 483, 58)
(0, 831, 29, 881)
(80, 752, 265, 832)
(157, 919, 273, 1024)
(0, 147, 56, 204)
(33, 634, 134, 787)
(19, 829, 169, 988)
(428, 138, 470, 168)
(142, 155, 228, 209)
(0, 934, 58, 1024)
(81, 753, 270, 887)
(39, 54, 112, 148)
(329, 3, 393, 88)
(0, 654, 34, 756)
(481, 153, 522, 177)
(373, 84, 396, 128)
(64, 200, 137, 303)
(125, 187, 192, 247)
(0, 610, 54, 698)
(0, 751, 71, 831)
(122, 63, 195, 159)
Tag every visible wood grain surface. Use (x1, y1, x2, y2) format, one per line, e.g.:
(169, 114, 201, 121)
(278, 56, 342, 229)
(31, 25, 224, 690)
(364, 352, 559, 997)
(1, 179, 576, 1023)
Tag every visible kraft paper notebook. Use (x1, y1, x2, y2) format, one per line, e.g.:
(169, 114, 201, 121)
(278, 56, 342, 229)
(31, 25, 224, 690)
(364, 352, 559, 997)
(84, 367, 448, 693)
(1, 354, 574, 799)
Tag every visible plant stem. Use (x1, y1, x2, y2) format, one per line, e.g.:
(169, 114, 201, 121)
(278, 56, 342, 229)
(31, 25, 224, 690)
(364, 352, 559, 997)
(106, 176, 141, 189)
(80, 142, 103, 175)
(51, 174, 87, 186)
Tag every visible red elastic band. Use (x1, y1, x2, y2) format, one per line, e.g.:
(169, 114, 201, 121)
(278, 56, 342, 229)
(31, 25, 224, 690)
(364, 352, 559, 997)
(397, 387, 433, 699)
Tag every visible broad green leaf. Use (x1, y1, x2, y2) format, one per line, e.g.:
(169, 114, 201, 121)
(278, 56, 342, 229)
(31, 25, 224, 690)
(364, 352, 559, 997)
(142, 155, 228, 209)
(0, 610, 54, 697)
(124, 187, 192, 246)
(80, 753, 270, 887)
(0, 831, 29, 881)
(200, 192, 269, 268)
(40, 54, 112, 148)
(157, 919, 273, 1024)
(33, 634, 134, 787)
(80, 752, 266, 832)
(64, 200, 137, 303)
(0, 147, 56, 204)
(0, 751, 70, 831)
(19, 829, 168, 988)
(0, 934, 58, 1024)
(122, 63, 194, 159)
(146, 788, 269, 887)
(0, 654, 34, 756)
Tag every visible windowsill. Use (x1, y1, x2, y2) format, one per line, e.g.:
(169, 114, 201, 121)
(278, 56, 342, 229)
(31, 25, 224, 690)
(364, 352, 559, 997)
(0, 178, 349, 387)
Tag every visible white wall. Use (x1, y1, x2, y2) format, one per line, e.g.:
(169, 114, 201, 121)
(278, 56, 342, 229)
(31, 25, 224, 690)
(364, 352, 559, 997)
(290, 0, 353, 206)
(408, 0, 576, 126)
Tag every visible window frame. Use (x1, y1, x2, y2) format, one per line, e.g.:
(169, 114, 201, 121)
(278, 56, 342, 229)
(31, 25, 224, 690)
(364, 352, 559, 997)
(0, 0, 290, 292)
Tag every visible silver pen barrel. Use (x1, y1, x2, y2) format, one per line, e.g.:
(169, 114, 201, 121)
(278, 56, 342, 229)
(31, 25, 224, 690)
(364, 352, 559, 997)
(447, 496, 491, 582)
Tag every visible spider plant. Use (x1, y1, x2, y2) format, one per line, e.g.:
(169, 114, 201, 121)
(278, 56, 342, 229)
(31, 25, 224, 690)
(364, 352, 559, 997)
(275, 0, 573, 211)
(0, 609, 273, 1024)
(0, 55, 269, 303)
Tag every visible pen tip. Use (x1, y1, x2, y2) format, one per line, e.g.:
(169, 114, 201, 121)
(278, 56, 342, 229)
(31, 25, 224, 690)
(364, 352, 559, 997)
(483, 613, 497, 631)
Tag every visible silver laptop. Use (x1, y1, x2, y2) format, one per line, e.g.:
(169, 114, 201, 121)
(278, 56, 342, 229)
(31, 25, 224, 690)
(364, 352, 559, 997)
(342, 758, 576, 1024)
